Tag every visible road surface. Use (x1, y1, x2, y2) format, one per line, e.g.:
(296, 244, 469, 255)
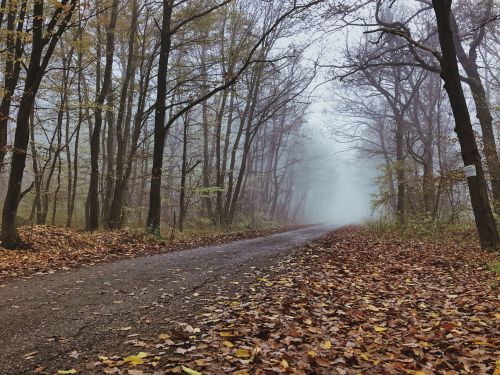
(0, 225, 334, 374)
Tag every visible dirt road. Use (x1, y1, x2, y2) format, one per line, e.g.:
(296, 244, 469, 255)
(0, 225, 333, 374)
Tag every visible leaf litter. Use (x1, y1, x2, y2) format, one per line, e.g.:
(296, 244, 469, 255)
(41, 226, 500, 374)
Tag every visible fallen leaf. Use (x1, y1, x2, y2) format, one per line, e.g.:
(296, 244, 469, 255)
(360, 353, 370, 361)
(320, 340, 332, 349)
(181, 366, 202, 375)
(23, 351, 38, 359)
(123, 352, 148, 365)
(235, 348, 251, 359)
(307, 350, 318, 357)
(128, 370, 146, 375)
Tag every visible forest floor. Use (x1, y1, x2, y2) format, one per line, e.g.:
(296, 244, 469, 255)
(0, 225, 302, 282)
(0, 225, 498, 375)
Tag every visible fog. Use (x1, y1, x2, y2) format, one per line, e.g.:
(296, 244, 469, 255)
(300, 91, 378, 226)
(287, 25, 378, 226)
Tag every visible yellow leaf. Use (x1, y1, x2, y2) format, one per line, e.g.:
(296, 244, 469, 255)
(366, 305, 379, 312)
(280, 359, 289, 368)
(472, 340, 490, 346)
(307, 350, 318, 357)
(181, 366, 202, 375)
(220, 331, 234, 337)
(124, 357, 144, 365)
(360, 353, 370, 361)
(494, 361, 500, 375)
(158, 333, 170, 340)
(374, 326, 386, 332)
(223, 341, 234, 348)
(414, 372, 429, 375)
(230, 301, 240, 307)
(57, 370, 77, 375)
(235, 348, 251, 359)
(494, 313, 500, 319)
(320, 340, 332, 349)
(304, 318, 312, 325)
(123, 352, 149, 365)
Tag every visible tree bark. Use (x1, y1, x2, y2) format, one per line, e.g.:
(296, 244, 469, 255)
(1, 0, 76, 248)
(107, 0, 139, 229)
(432, 0, 498, 250)
(0, 1, 27, 173)
(86, 0, 119, 231)
(146, 1, 174, 233)
(450, 7, 500, 214)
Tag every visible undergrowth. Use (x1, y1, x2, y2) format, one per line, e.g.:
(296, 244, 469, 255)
(364, 215, 481, 248)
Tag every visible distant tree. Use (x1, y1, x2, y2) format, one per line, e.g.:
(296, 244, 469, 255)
(146, 0, 324, 233)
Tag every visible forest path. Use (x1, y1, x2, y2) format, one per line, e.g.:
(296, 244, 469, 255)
(0, 225, 334, 374)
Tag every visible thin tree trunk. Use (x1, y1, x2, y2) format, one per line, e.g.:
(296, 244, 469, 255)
(86, 0, 119, 231)
(0, 1, 27, 173)
(108, 0, 139, 228)
(67, 22, 84, 227)
(179, 112, 191, 232)
(147, 0, 174, 233)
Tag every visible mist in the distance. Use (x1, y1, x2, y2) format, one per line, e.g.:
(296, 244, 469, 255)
(299, 99, 377, 226)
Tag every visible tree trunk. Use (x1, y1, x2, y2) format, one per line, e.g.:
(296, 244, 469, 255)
(146, 1, 174, 233)
(103, 90, 116, 226)
(450, 6, 500, 215)
(107, 0, 138, 229)
(67, 24, 84, 227)
(29, 113, 42, 224)
(86, 0, 119, 231)
(1, 0, 76, 248)
(0, 1, 26, 174)
(179, 113, 190, 232)
(432, 0, 498, 250)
